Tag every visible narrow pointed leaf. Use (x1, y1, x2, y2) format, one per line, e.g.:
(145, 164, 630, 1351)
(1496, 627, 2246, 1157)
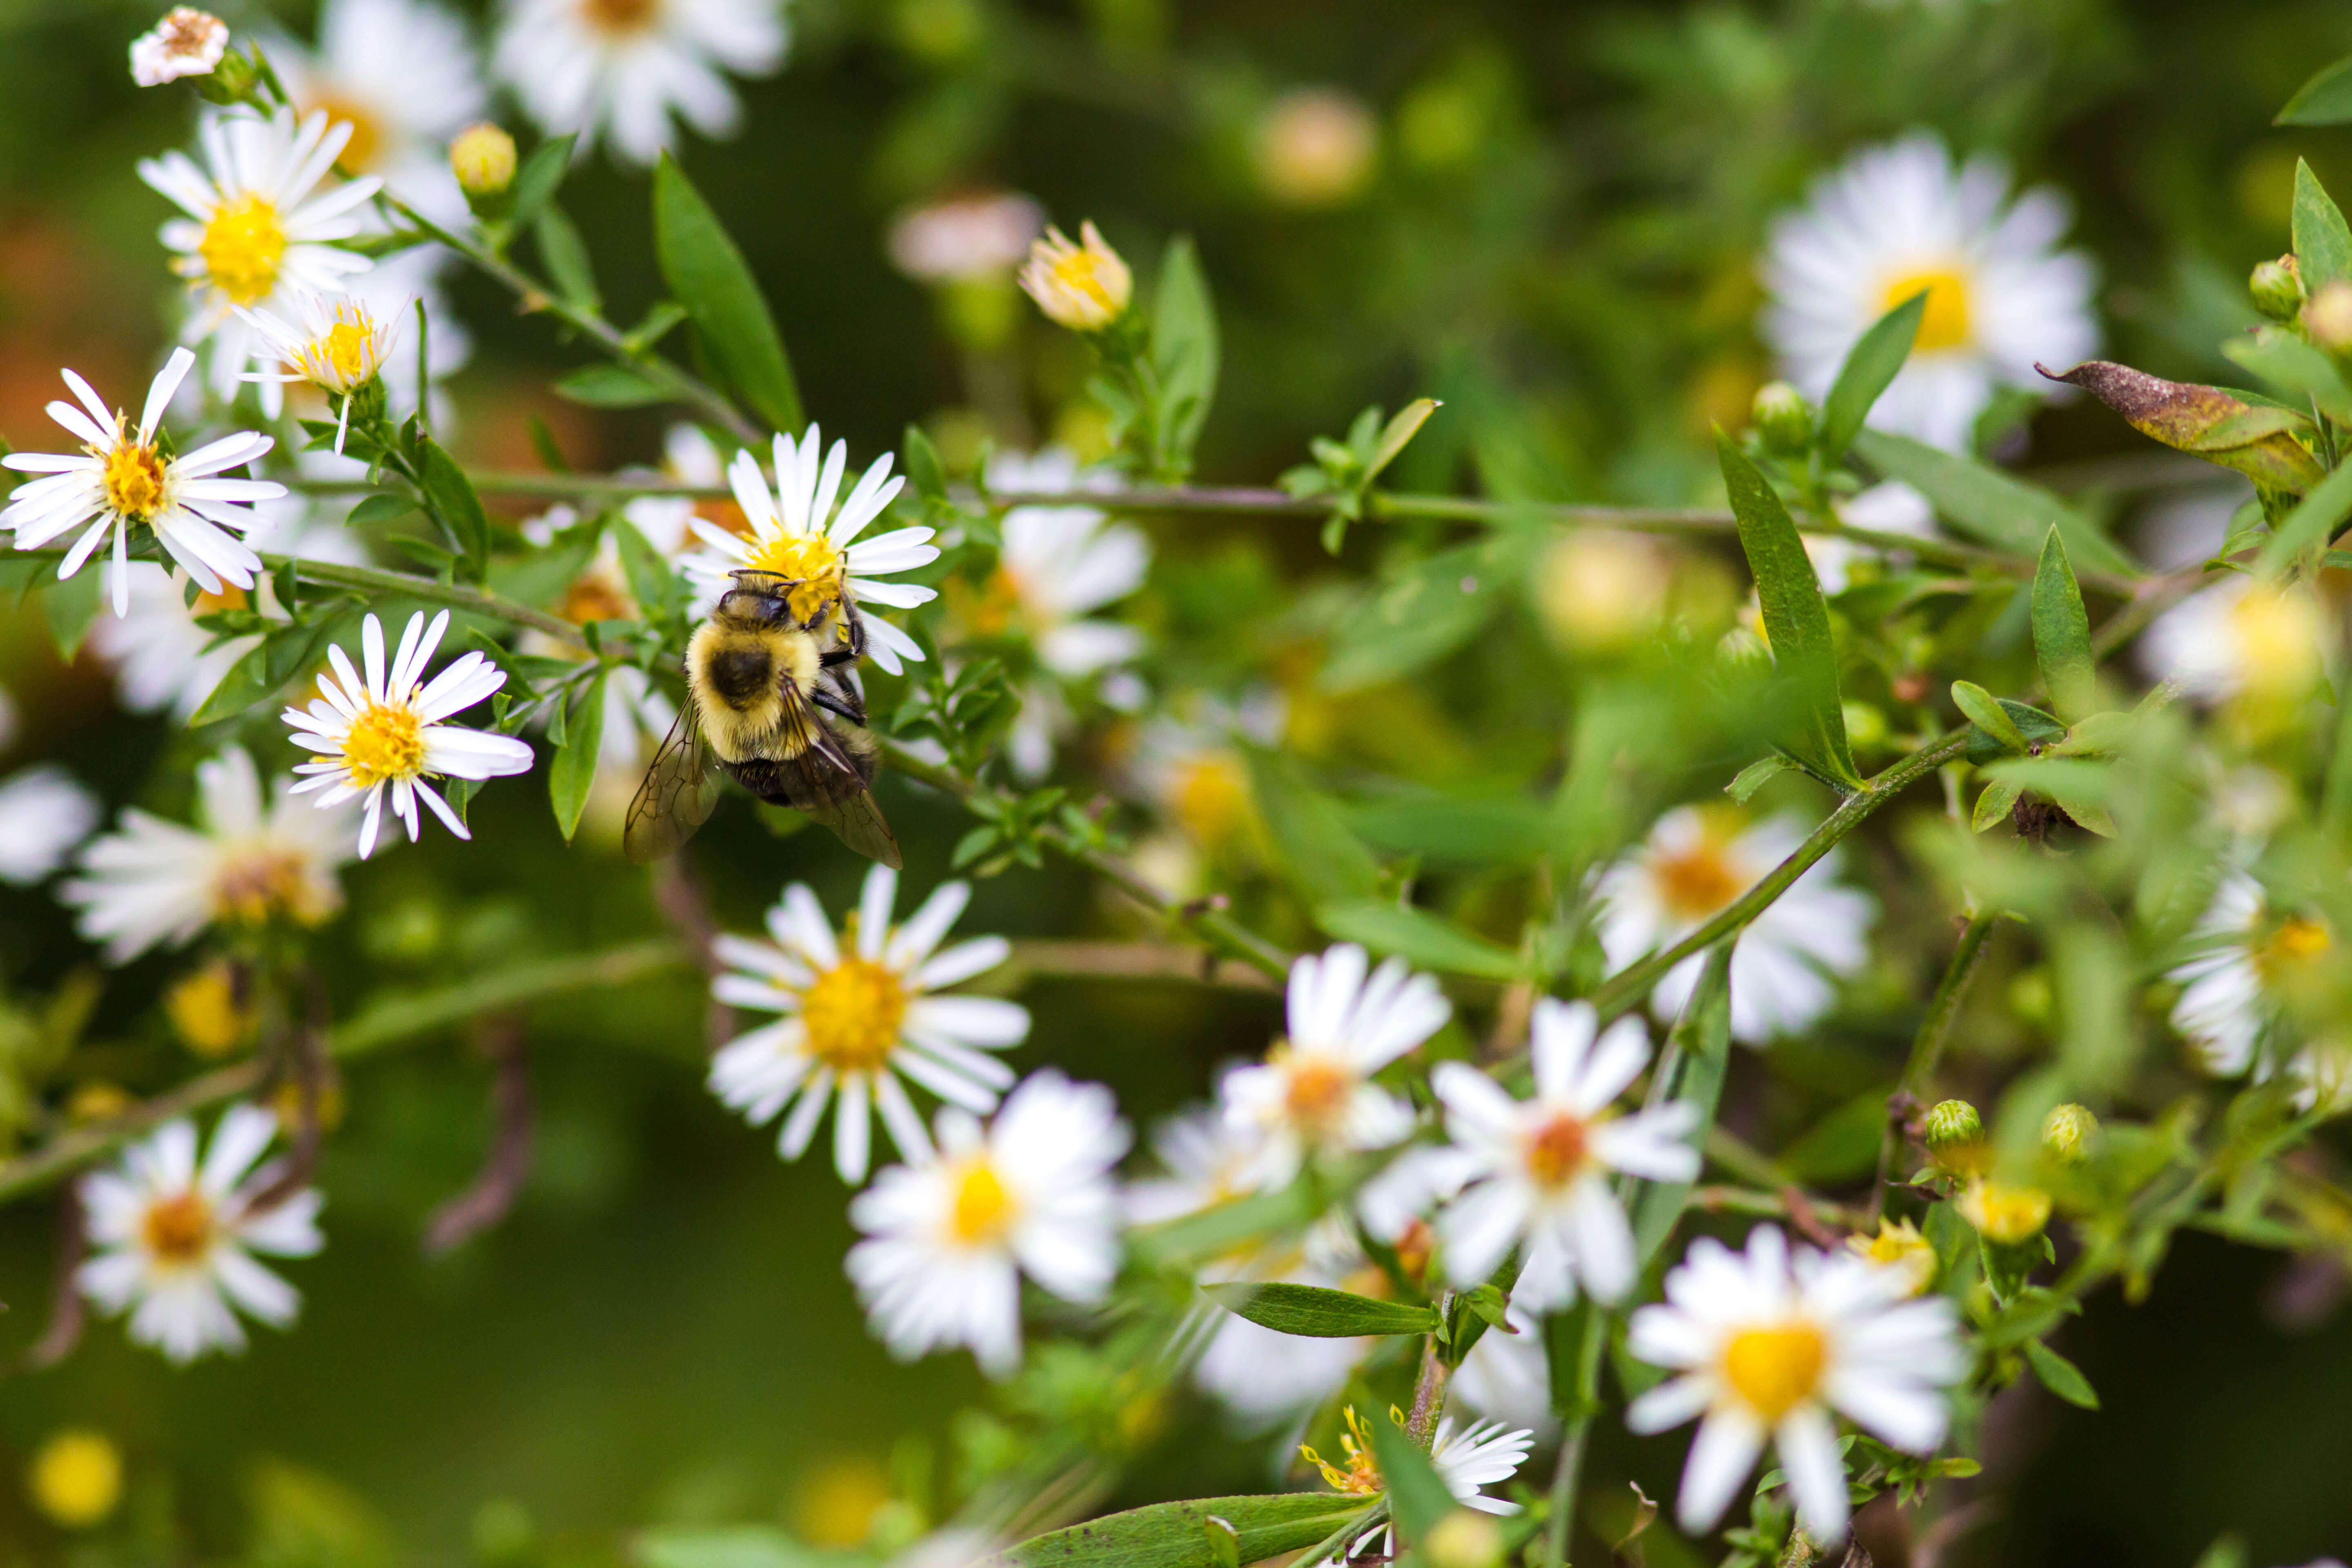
(1717, 431, 1860, 786)
(2039, 361, 2323, 496)
(2222, 329, 2352, 427)
(42, 569, 103, 660)
(1848, 428, 2140, 578)
(2295, 159, 2352, 293)
(1950, 682, 2027, 753)
(1366, 398, 1441, 482)
(1971, 778, 2022, 833)
(1199, 1282, 1440, 1338)
(2280, 56, 2352, 125)
(1962, 699, 2067, 765)
(988, 1495, 1375, 1568)
(550, 668, 609, 842)
(415, 434, 491, 579)
(2030, 528, 2097, 721)
(2022, 1337, 2100, 1410)
(1246, 749, 1381, 904)
(1820, 291, 1926, 458)
(653, 154, 802, 435)
(506, 134, 576, 232)
(1150, 235, 1219, 478)
(1361, 1412, 1456, 1544)
(2256, 458, 2352, 575)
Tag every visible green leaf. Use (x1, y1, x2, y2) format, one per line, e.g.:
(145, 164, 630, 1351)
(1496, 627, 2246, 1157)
(534, 204, 600, 312)
(506, 134, 576, 232)
(2221, 329, 2352, 427)
(1820, 291, 1926, 458)
(554, 364, 673, 408)
(2280, 56, 2352, 125)
(2022, 1337, 2099, 1410)
(550, 668, 608, 842)
(2043, 361, 2325, 496)
(188, 609, 362, 727)
(987, 1494, 1372, 1568)
(1950, 680, 2028, 753)
(636, 1529, 835, 1568)
(346, 493, 418, 527)
(1318, 535, 1522, 693)
(1971, 778, 2022, 834)
(42, 568, 102, 661)
(1199, 1281, 1440, 1338)
(1717, 431, 1859, 787)
(1315, 900, 1525, 980)
(902, 423, 947, 502)
(1780, 1087, 1895, 1184)
(1726, 754, 1793, 804)
(615, 518, 686, 625)
(415, 435, 492, 580)
(1129, 1185, 1314, 1267)
(2256, 457, 2352, 576)
(1361, 1413, 1455, 1545)
(653, 154, 802, 436)
(1848, 429, 2140, 579)
(2029, 528, 2097, 722)
(1630, 942, 1733, 1269)
(1346, 795, 1549, 867)
(2295, 159, 2352, 294)
(1201, 1518, 1240, 1568)
(1961, 697, 2068, 765)
(1985, 756, 2117, 837)
(1150, 236, 1220, 479)
(1365, 398, 1440, 482)
(1245, 749, 1381, 904)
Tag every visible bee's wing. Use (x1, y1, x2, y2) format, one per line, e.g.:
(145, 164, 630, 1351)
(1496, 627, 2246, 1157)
(623, 691, 722, 863)
(775, 685, 904, 869)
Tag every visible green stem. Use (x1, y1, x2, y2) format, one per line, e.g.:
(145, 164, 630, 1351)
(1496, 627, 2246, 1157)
(1543, 1309, 1608, 1568)
(1871, 909, 1998, 1221)
(1405, 1298, 1454, 1445)
(269, 553, 587, 646)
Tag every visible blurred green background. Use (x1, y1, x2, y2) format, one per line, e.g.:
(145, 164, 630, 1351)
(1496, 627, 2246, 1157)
(5, 0, 2352, 1564)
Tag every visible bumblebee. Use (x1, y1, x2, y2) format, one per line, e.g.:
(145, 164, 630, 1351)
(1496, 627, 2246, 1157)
(624, 570, 902, 867)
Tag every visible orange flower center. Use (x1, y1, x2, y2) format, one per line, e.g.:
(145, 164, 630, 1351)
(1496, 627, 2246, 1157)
(141, 1191, 216, 1265)
(582, 0, 661, 35)
(1654, 842, 1748, 922)
(312, 95, 386, 173)
(1524, 1110, 1592, 1187)
(1722, 1322, 1826, 1424)
(1278, 1048, 1354, 1129)
(561, 571, 635, 627)
(212, 848, 331, 927)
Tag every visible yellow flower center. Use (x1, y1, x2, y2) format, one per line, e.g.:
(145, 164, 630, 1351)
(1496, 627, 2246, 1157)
(1880, 267, 1972, 353)
(1172, 753, 1250, 846)
(318, 320, 379, 384)
(1849, 1218, 1935, 1293)
(102, 440, 168, 521)
(312, 96, 386, 172)
(1653, 841, 1748, 923)
(1051, 249, 1122, 316)
(1276, 1046, 1354, 1130)
(1524, 1109, 1593, 1188)
(343, 701, 427, 788)
(1721, 1321, 1827, 1424)
(141, 1190, 216, 1266)
(1302, 1407, 1388, 1496)
(198, 192, 289, 307)
(583, 0, 661, 34)
(2255, 914, 2333, 984)
(561, 570, 636, 628)
(165, 961, 254, 1058)
(945, 564, 1029, 639)
(212, 847, 332, 928)
(742, 529, 848, 625)
(29, 1431, 122, 1530)
(194, 584, 249, 614)
(800, 954, 908, 1074)
(948, 1157, 1016, 1245)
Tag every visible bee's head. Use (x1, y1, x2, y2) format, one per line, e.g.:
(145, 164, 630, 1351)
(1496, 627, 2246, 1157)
(717, 570, 802, 627)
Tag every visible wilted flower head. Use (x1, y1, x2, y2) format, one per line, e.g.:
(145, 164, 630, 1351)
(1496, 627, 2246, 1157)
(131, 7, 229, 86)
(1019, 222, 1131, 331)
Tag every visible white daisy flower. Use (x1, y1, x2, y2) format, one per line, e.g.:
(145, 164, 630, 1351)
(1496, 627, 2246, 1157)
(1762, 132, 2097, 452)
(291, 247, 473, 464)
(281, 609, 536, 858)
(846, 1070, 1128, 1376)
(1219, 943, 1451, 1193)
(709, 864, 1029, 1185)
(2165, 871, 2334, 1078)
(1626, 1226, 1963, 1543)
(1124, 1105, 1264, 1225)
(60, 747, 354, 964)
(76, 1103, 324, 1363)
(492, 0, 789, 168)
(0, 767, 101, 886)
(1127, 690, 1285, 855)
(238, 289, 403, 452)
(138, 107, 381, 407)
(680, 425, 938, 675)
(2139, 575, 2330, 707)
(1597, 807, 1875, 1045)
(1431, 999, 1699, 1310)
(1305, 1406, 1533, 1557)
(131, 7, 230, 86)
(0, 349, 284, 617)
(269, 0, 488, 227)
(888, 192, 1045, 284)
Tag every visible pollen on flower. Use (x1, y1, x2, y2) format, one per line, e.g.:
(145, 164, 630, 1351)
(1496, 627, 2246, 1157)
(742, 530, 847, 624)
(1652, 831, 1749, 922)
(1277, 1047, 1353, 1127)
(582, 0, 662, 36)
(2256, 915, 2333, 983)
(1880, 266, 1972, 352)
(165, 959, 254, 1057)
(1958, 1178, 2051, 1244)
(342, 702, 428, 788)
(102, 440, 168, 521)
(948, 1158, 1016, 1245)
(1301, 1406, 1387, 1496)
(196, 192, 290, 307)
(1721, 1320, 1826, 1423)
(212, 847, 334, 927)
(1524, 1109, 1592, 1187)
(140, 1189, 216, 1266)
(801, 953, 908, 1074)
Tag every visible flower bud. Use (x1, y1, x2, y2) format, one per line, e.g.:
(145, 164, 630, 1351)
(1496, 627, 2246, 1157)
(130, 8, 228, 87)
(1425, 1510, 1504, 1568)
(1752, 380, 1813, 454)
(2040, 1102, 2098, 1163)
(1921, 1098, 1982, 1152)
(1019, 221, 1131, 331)
(450, 122, 518, 197)
(2304, 280, 2352, 352)
(1254, 88, 1379, 209)
(27, 1430, 121, 1530)
(2250, 255, 2303, 321)
(1847, 1216, 1935, 1295)
(1958, 1178, 2051, 1245)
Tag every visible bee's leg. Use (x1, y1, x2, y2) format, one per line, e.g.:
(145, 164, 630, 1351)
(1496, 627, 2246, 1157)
(818, 606, 868, 667)
(810, 687, 863, 724)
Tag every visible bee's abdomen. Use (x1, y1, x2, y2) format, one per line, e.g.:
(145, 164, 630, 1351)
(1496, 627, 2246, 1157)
(706, 644, 773, 708)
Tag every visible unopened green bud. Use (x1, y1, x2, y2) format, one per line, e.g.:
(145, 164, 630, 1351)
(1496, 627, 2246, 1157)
(2040, 1102, 2098, 1163)
(2304, 280, 2352, 352)
(1922, 1098, 1982, 1154)
(2251, 256, 2303, 322)
(1752, 380, 1813, 455)
(450, 122, 517, 197)
(1425, 1510, 1503, 1568)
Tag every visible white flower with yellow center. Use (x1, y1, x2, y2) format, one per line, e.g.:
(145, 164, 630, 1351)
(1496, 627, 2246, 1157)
(1627, 1226, 1963, 1543)
(2165, 871, 2336, 1078)
(1219, 943, 1451, 1192)
(238, 290, 403, 452)
(1127, 690, 1285, 856)
(1019, 222, 1131, 331)
(2140, 574, 2330, 708)
(268, 0, 488, 227)
(60, 747, 355, 964)
(76, 1104, 324, 1363)
(0, 349, 283, 617)
(138, 107, 382, 406)
(680, 425, 938, 674)
(1305, 1407, 1533, 1559)
(1597, 806, 1875, 1045)
(846, 1070, 1128, 1376)
(492, 0, 789, 167)
(709, 864, 1029, 1185)
(281, 609, 536, 858)
(0, 766, 101, 886)
(1762, 133, 2097, 452)
(1431, 999, 1699, 1309)
(131, 7, 230, 86)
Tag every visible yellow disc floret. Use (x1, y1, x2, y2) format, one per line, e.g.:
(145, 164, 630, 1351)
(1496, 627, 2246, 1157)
(141, 1190, 216, 1267)
(342, 702, 427, 788)
(196, 192, 289, 307)
(1880, 267, 1972, 352)
(1301, 1406, 1390, 1496)
(1721, 1321, 1827, 1424)
(1275, 1046, 1353, 1131)
(948, 1157, 1016, 1246)
(102, 439, 168, 522)
(800, 953, 909, 1075)
(743, 530, 848, 625)
(1524, 1109, 1593, 1188)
